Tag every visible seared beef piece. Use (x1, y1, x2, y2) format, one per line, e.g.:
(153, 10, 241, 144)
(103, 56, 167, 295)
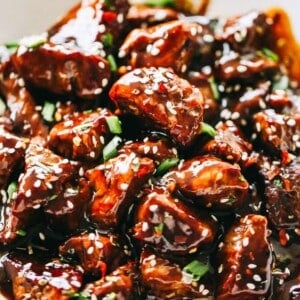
(126, 5, 179, 29)
(217, 11, 271, 53)
(83, 262, 137, 299)
(253, 109, 300, 155)
(216, 50, 278, 82)
(48, 0, 130, 55)
(0, 60, 48, 142)
(49, 108, 114, 162)
(216, 214, 272, 300)
(140, 250, 214, 299)
(265, 160, 300, 231)
(200, 121, 253, 167)
(2, 253, 83, 300)
(118, 20, 202, 73)
(59, 233, 127, 277)
(109, 67, 204, 146)
(133, 186, 217, 255)
(120, 138, 177, 165)
(164, 155, 249, 210)
(12, 44, 111, 100)
(0, 144, 90, 245)
(0, 127, 27, 189)
(86, 152, 155, 228)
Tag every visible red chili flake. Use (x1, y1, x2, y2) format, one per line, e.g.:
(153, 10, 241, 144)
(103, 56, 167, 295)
(103, 11, 117, 23)
(158, 82, 168, 93)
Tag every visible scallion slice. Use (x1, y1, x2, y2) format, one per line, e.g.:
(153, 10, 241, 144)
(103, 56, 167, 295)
(155, 157, 179, 176)
(102, 32, 114, 47)
(183, 260, 209, 281)
(259, 47, 279, 62)
(200, 122, 216, 137)
(145, 0, 175, 7)
(107, 54, 117, 72)
(103, 136, 122, 162)
(208, 76, 220, 101)
(272, 75, 289, 91)
(7, 181, 17, 200)
(106, 116, 122, 134)
(41, 101, 55, 122)
(16, 229, 27, 237)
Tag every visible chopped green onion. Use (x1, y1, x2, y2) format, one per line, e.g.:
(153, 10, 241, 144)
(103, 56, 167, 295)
(103, 292, 117, 300)
(183, 260, 209, 281)
(132, 161, 141, 173)
(272, 75, 289, 91)
(154, 223, 164, 235)
(155, 157, 179, 176)
(69, 291, 91, 300)
(200, 122, 216, 137)
(145, 0, 175, 7)
(259, 47, 279, 62)
(273, 178, 283, 189)
(106, 116, 122, 134)
(0, 97, 6, 115)
(102, 32, 114, 47)
(107, 54, 117, 72)
(47, 194, 58, 201)
(208, 76, 220, 101)
(16, 229, 27, 237)
(20, 34, 47, 49)
(103, 136, 122, 162)
(7, 182, 17, 200)
(41, 101, 55, 122)
(4, 41, 19, 52)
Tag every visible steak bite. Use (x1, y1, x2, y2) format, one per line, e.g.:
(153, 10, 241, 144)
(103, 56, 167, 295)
(216, 214, 272, 300)
(109, 67, 204, 146)
(164, 155, 249, 210)
(133, 186, 218, 255)
(86, 152, 155, 229)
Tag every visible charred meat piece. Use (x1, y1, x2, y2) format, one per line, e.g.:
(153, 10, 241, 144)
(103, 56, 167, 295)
(0, 60, 48, 142)
(49, 108, 114, 162)
(2, 253, 83, 300)
(59, 233, 127, 278)
(120, 138, 178, 165)
(118, 20, 202, 73)
(200, 121, 253, 167)
(216, 214, 272, 300)
(126, 5, 179, 29)
(140, 250, 214, 299)
(265, 160, 300, 231)
(133, 186, 218, 255)
(216, 50, 278, 82)
(165, 155, 249, 210)
(109, 67, 204, 146)
(86, 152, 155, 228)
(217, 11, 271, 53)
(0, 127, 27, 189)
(253, 109, 300, 155)
(83, 262, 137, 299)
(48, 0, 130, 54)
(12, 44, 111, 100)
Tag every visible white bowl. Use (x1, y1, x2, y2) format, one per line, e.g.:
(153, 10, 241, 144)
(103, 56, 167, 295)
(0, 0, 299, 43)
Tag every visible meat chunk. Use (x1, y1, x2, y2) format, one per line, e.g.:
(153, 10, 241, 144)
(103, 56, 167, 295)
(2, 253, 83, 300)
(12, 44, 111, 100)
(133, 186, 218, 255)
(109, 67, 204, 146)
(0, 127, 27, 189)
(59, 233, 128, 278)
(86, 152, 155, 228)
(49, 108, 115, 162)
(165, 155, 249, 210)
(118, 20, 202, 73)
(216, 214, 272, 300)
(83, 262, 137, 299)
(140, 250, 214, 299)
(253, 109, 300, 155)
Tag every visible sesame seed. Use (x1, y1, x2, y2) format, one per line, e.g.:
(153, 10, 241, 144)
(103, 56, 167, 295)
(95, 241, 104, 249)
(142, 222, 149, 232)
(218, 264, 223, 273)
(102, 78, 108, 87)
(87, 246, 94, 255)
(237, 65, 247, 73)
(98, 61, 106, 69)
(71, 280, 81, 288)
(90, 151, 96, 158)
(117, 13, 124, 23)
(150, 47, 160, 56)
(98, 24, 106, 33)
(144, 88, 154, 95)
(253, 274, 262, 282)
(79, 167, 84, 177)
(120, 183, 129, 190)
(149, 204, 158, 212)
(246, 283, 256, 290)
(242, 237, 249, 247)
(67, 201, 74, 209)
(73, 136, 81, 147)
(34, 180, 42, 188)
(199, 284, 205, 293)
(202, 289, 210, 296)
(287, 118, 296, 127)
(152, 146, 158, 154)
(25, 190, 32, 198)
(202, 228, 209, 237)
(100, 136, 105, 144)
(118, 49, 126, 58)
(150, 259, 156, 267)
(33, 204, 41, 209)
(39, 232, 46, 241)
(94, 88, 103, 95)
(248, 263, 257, 269)
(203, 34, 214, 43)
(181, 64, 187, 73)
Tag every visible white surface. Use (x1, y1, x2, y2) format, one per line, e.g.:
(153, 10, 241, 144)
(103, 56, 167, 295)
(0, 0, 299, 43)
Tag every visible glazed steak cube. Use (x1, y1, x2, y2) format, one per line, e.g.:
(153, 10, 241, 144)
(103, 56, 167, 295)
(216, 214, 272, 300)
(109, 67, 204, 146)
(133, 186, 217, 255)
(49, 108, 113, 161)
(86, 152, 155, 228)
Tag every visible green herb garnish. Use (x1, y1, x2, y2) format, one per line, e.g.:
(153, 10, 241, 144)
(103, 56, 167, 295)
(155, 157, 179, 176)
(200, 122, 216, 137)
(208, 76, 220, 101)
(259, 47, 279, 62)
(272, 75, 289, 91)
(7, 182, 17, 200)
(102, 32, 114, 47)
(154, 223, 164, 235)
(145, 0, 175, 7)
(103, 136, 122, 162)
(41, 101, 55, 122)
(105, 116, 122, 134)
(107, 54, 117, 72)
(273, 178, 283, 188)
(183, 260, 209, 281)
(16, 229, 27, 237)
(69, 291, 91, 300)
